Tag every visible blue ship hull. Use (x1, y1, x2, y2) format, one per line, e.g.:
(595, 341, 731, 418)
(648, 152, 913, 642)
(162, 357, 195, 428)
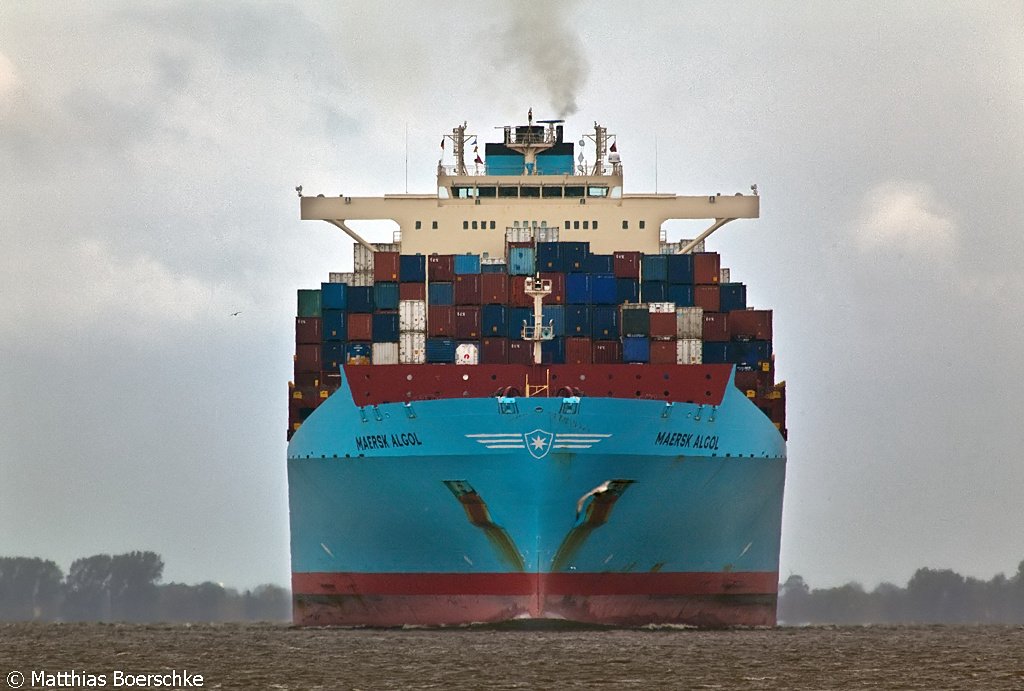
(287, 367, 786, 626)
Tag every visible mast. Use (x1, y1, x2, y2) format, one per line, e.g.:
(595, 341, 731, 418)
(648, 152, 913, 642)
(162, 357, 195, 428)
(521, 276, 554, 365)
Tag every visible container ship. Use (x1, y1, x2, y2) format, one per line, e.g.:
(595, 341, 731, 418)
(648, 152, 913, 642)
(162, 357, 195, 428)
(288, 114, 786, 627)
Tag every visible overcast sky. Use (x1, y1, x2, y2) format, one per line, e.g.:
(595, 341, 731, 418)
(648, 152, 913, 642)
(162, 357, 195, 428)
(2, 2, 1022, 590)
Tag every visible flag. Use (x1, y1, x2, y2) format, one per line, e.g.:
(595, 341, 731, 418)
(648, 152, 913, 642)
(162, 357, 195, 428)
(474, 154, 483, 164)
(610, 140, 617, 153)
(440, 138, 445, 150)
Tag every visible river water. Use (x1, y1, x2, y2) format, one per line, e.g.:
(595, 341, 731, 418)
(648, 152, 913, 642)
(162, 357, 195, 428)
(3, 623, 1024, 689)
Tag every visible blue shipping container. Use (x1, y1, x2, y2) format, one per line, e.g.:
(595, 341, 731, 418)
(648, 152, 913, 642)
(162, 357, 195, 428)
(428, 282, 454, 306)
(667, 284, 694, 307)
(616, 278, 640, 304)
(373, 282, 400, 310)
(345, 342, 372, 365)
(322, 309, 347, 341)
(509, 247, 536, 276)
(481, 262, 507, 274)
(321, 341, 346, 369)
(565, 273, 591, 305)
(542, 305, 565, 337)
(666, 254, 694, 284)
(372, 313, 400, 342)
(346, 286, 375, 313)
(623, 336, 651, 363)
(454, 254, 481, 275)
(509, 307, 532, 340)
(703, 342, 730, 364)
(560, 241, 590, 272)
(730, 340, 772, 364)
(641, 280, 668, 302)
(585, 254, 614, 274)
(641, 255, 668, 282)
(536, 242, 561, 272)
(590, 274, 617, 305)
(482, 304, 509, 338)
(565, 305, 591, 336)
(399, 254, 426, 283)
(719, 283, 747, 312)
(320, 282, 347, 310)
(425, 338, 456, 363)
(541, 338, 565, 364)
(591, 305, 620, 339)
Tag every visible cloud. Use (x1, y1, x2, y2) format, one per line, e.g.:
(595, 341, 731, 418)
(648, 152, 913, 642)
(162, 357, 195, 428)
(852, 181, 958, 261)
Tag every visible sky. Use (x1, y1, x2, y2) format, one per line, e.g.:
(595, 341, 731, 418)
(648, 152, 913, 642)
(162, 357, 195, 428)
(1, 1, 1022, 591)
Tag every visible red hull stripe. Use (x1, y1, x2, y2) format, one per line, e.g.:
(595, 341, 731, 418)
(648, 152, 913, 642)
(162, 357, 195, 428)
(292, 571, 778, 596)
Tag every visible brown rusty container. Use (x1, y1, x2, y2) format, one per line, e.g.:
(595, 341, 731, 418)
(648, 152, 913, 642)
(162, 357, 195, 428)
(295, 344, 321, 373)
(538, 272, 565, 305)
(648, 312, 676, 339)
(508, 340, 534, 365)
(480, 337, 509, 364)
(649, 339, 677, 364)
(454, 274, 482, 306)
(427, 305, 455, 337)
(565, 337, 593, 364)
(613, 251, 642, 278)
(295, 317, 322, 345)
(702, 312, 730, 342)
(693, 252, 721, 285)
(729, 309, 773, 341)
(373, 251, 401, 282)
(399, 282, 426, 301)
(347, 313, 373, 341)
(694, 284, 721, 312)
(592, 340, 622, 364)
(428, 254, 455, 281)
(454, 306, 482, 339)
(481, 273, 510, 304)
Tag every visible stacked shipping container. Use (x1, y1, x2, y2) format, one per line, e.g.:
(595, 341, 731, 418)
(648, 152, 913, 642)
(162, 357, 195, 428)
(289, 239, 782, 439)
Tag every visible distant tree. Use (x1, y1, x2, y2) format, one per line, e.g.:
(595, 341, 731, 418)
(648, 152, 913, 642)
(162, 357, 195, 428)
(0, 557, 64, 621)
(63, 554, 113, 621)
(778, 574, 810, 625)
(869, 581, 906, 623)
(906, 568, 968, 623)
(108, 551, 163, 621)
(243, 584, 291, 621)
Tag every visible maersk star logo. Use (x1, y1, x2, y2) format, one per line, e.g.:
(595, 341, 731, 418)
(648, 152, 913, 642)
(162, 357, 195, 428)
(525, 429, 555, 459)
(464, 431, 611, 458)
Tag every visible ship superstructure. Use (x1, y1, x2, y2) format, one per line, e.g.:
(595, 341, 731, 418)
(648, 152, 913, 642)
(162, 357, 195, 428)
(287, 115, 786, 627)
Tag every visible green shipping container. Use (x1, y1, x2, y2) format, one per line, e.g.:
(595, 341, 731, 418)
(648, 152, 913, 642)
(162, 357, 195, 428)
(297, 289, 322, 317)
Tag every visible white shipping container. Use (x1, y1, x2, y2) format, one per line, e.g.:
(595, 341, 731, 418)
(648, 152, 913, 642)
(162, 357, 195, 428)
(648, 302, 676, 314)
(353, 244, 375, 273)
(399, 300, 427, 332)
(372, 342, 399, 365)
(676, 338, 703, 365)
(720, 268, 731, 283)
(373, 242, 401, 252)
(399, 332, 426, 364)
(536, 226, 560, 243)
(676, 306, 704, 339)
(455, 343, 479, 365)
(659, 242, 681, 255)
(329, 272, 352, 284)
(349, 271, 375, 287)
(680, 238, 706, 253)
(505, 227, 533, 243)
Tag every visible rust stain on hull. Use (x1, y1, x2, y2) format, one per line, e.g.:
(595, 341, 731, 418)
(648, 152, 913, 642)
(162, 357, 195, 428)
(551, 479, 634, 572)
(444, 480, 525, 572)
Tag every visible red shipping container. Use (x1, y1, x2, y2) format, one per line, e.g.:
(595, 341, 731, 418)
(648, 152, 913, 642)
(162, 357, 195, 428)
(399, 282, 426, 300)
(734, 369, 760, 396)
(729, 309, 773, 341)
(506, 241, 533, 249)
(481, 273, 510, 304)
(293, 370, 320, 388)
(566, 337, 593, 364)
(428, 254, 455, 281)
(481, 337, 509, 364)
(508, 340, 535, 365)
(650, 340, 677, 364)
(538, 272, 565, 305)
(694, 284, 720, 312)
(592, 340, 622, 364)
(346, 313, 373, 341)
(649, 312, 676, 339)
(455, 306, 482, 339)
(427, 305, 455, 337)
(295, 344, 321, 373)
(693, 252, 721, 285)
(508, 275, 534, 307)
(295, 317, 322, 345)
(613, 251, 642, 278)
(454, 274, 482, 305)
(702, 312, 730, 342)
(373, 251, 400, 282)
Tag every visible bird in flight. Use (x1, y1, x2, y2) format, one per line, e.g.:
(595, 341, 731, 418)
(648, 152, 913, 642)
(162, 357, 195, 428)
(230, 311, 242, 317)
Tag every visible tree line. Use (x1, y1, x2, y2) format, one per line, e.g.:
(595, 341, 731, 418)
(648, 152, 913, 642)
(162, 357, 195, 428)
(0, 552, 290, 622)
(779, 561, 1024, 625)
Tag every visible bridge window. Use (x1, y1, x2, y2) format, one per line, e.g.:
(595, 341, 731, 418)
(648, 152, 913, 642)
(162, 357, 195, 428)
(472, 221, 478, 230)
(463, 221, 469, 230)
(499, 186, 518, 198)
(432, 221, 438, 229)
(454, 186, 474, 199)
(477, 186, 496, 198)
(490, 220, 496, 230)
(542, 187, 563, 198)
(639, 220, 646, 229)
(573, 221, 580, 230)
(622, 220, 629, 229)
(415, 220, 422, 230)
(588, 186, 608, 197)
(583, 221, 589, 230)
(564, 220, 570, 229)
(593, 220, 599, 229)
(565, 186, 585, 198)
(520, 186, 540, 198)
